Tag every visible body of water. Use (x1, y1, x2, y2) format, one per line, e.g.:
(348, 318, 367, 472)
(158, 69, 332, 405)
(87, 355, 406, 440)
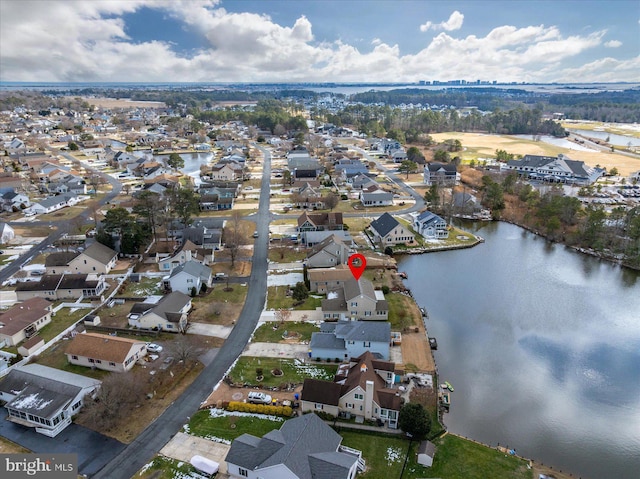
(568, 129, 640, 148)
(398, 221, 640, 479)
(154, 152, 213, 185)
(513, 134, 597, 152)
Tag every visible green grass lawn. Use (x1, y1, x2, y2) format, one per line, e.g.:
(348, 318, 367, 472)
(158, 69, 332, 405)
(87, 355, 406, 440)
(37, 307, 91, 342)
(252, 321, 319, 343)
(385, 292, 420, 331)
(136, 456, 201, 479)
(187, 409, 283, 441)
(340, 431, 532, 479)
(266, 286, 322, 310)
(30, 340, 110, 380)
(268, 248, 308, 263)
(116, 277, 162, 297)
(228, 357, 337, 387)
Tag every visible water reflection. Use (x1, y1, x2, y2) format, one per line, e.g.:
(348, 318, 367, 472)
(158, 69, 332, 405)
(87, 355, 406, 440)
(398, 221, 640, 479)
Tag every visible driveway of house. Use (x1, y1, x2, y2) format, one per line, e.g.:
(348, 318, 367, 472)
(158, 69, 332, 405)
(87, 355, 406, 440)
(242, 342, 310, 358)
(0, 409, 125, 477)
(160, 432, 230, 475)
(187, 322, 233, 339)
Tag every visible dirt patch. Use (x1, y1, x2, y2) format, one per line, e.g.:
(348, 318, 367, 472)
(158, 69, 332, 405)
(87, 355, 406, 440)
(0, 437, 31, 453)
(76, 97, 166, 109)
(201, 381, 302, 410)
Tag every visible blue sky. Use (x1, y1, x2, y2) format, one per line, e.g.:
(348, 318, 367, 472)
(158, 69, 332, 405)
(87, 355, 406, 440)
(0, 0, 638, 83)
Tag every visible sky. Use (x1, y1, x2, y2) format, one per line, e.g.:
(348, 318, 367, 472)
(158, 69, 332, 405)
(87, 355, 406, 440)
(0, 0, 638, 84)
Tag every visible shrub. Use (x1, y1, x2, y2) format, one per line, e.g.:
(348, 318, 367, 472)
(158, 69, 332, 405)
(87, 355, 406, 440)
(226, 401, 293, 417)
(381, 285, 390, 295)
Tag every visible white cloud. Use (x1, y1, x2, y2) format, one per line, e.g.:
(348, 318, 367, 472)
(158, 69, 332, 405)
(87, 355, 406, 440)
(420, 11, 464, 32)
(604, 40, 622, 48)
(0, 2, 634, 83)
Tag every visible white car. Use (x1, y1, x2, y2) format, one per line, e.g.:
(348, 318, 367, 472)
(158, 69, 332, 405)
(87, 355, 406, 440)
(146, 343, 163, 353)
(247, 391, 272, 404)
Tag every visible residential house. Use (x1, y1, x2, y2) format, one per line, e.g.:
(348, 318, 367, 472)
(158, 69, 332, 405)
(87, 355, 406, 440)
(45, 251, 80, 275)
(297, 211, 344, 234)
(158, 240, 214, 272)
(225, 412, 363, 479)
(24, 194, 77, 216)
(162, 260, 213, 295)
(180, 225, 223, 250)
(369, 213, 415, 246)
(0, 297, 52, 347)
(452, 192, 482, 215)
(127, 291, 191, 332)
(301, 352, 400, 428)
(306, 235, 352, 269)
(390, 149, 407, 163)
(351, 174, 378, 191)
(0, 175, 24, 193)
(15, 274, 107, 301)
(198, 186, 235, 211)
(210, 161, 244, 181)
(413, 210, 449, 239)
(65, 332, 147, 373)
(335, 159, 369, 183)
(423, 162, 460, 186)
(310, 321, 391, 361)
(292, 183, 325, 209)
(2, 190, 30, 212)
(303, 230, 353, 248)
(360, 188, 393, 207)
(0, 364, 101, 437)
(0, 221, 15, 243)
(321, 277, 389, 321)
(505, 154, 604, 185)
(67, 242, 118, 274)
(308, 265, 353, 294)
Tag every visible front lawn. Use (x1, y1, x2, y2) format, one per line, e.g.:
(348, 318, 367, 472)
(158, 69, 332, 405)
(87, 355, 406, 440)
(37, 307, 91, 342)
(228, 357, 337, 387)
(386, 292, 422, 331)
(252, 321, 319, 343)
(266, 286, 322, 310)
(189, 284, 248, 325)
(187, 409, 283, 442)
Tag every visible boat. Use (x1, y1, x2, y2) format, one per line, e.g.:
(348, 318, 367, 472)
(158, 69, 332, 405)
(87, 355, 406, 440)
(429, 337, 438, 350)
(440, 392, 451, 409)
(444, 381, 454, 392)
(420, 307, 428, 318)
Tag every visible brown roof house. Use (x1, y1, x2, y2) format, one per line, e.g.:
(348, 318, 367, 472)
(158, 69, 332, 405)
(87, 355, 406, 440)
(127, 291, 191, 333)
(65, 332, 147, 373)
(0, 297, 52, 347)
(301, 351, 401, 428)
(308, 265, 352, 293)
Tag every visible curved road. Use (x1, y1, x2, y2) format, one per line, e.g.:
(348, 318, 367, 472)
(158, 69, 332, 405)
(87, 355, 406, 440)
(93, 148, 272, 479)
(0, 150, 122, 284)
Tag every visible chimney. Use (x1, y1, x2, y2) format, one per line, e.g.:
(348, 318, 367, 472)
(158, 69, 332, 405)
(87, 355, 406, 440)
(365, 380, 374, 420)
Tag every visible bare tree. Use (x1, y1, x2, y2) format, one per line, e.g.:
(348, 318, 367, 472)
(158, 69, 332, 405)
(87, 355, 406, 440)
(275, 308, 292, 328)
(224, 211, 244, 267)
(169, 336, 201, 364)
(82, 373, 146, 431)
(323, 192, 340, 211)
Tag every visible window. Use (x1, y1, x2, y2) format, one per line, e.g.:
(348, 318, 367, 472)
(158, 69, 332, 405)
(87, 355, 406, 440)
(95, 359, 102, 364)
(72, 355, 78, 360)
(88, 358, 95, 363)
(315, 403, 324, 410)
(354, 393, 363, 400)
(109, 362, 116, 367)
(363, 341, 370, 347)
(239, 468, 248, 477)
(350, 302, 357, 307)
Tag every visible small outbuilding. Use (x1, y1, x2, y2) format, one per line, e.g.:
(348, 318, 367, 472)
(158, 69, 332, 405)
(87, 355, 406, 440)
(190, 455, 219, 477)
(417, 440, 437, 467)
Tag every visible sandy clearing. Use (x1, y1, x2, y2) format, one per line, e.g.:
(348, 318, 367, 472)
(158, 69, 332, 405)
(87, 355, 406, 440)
(73, 97, 166, 109)
(430, 132, 640, 176)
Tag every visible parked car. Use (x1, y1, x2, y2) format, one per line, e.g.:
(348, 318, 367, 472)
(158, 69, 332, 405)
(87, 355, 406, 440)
(252, 231, 259, 238)
(247, 391, 272, 404)
(146, 343, 163, 353)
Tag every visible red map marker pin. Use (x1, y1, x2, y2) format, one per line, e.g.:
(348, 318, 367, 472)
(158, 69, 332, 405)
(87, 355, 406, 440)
(347, 253, 367, 280)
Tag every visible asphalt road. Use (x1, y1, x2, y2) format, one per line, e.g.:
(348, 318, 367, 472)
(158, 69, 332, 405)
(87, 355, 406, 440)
(92, 148, 272, 479)
(0, 151, 122, 284)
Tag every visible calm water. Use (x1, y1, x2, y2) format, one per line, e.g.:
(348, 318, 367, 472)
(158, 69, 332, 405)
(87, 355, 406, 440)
(567, 130, 640, 147)
(398, 222, 640, 479)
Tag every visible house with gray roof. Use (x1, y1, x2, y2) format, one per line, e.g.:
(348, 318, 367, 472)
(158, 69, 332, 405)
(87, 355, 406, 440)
(310, 320, 391, 360)
(505, 154, 604, 185)
(225, 412, 363, 479)
(369, 213, 414, 247)
(423, 162, 460, 186)
(321, 277, 388, 322)
(308, 265, 353, 294)
(162, 260, 213, 295)
(301, 352, 400, 428)
(0, 364, 101, 437)
(24, 194, 76, 216)
(360, 189, 393, 207)
(15, 274, 106, 301)
(413, 210, 448, 239)
(306, 234, 352, 268)
(67, 242, 118, 274)
(127, 291, 191, 332)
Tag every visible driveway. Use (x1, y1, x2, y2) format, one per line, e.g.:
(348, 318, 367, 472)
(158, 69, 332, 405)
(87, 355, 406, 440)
(187, 322, 233, 339)
(160, 432, 230, 475)
(242, 342, 310, 359)
(0, 409, 125, 477)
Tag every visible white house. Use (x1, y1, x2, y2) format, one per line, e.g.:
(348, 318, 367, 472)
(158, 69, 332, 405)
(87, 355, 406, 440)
(65, 332, 147, 373)
(162, 260, 213, 295)
(127, 291, 191, 332)
(413, 210, 449, 239)
(369, 213, 415, 246)
(0, 364, 101, 437)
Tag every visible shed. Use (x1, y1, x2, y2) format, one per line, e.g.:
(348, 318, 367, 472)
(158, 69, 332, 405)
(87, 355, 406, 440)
(18, 335, 44, 357)
(417, 440, 436, 467)
(190, 455, 219, 476)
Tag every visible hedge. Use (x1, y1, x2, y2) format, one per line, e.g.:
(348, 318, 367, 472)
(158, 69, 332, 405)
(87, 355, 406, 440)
(227, 401, 293, 417)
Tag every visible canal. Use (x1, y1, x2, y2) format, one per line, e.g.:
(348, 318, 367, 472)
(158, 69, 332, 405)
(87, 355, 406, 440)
(398, 221, 640, 479)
